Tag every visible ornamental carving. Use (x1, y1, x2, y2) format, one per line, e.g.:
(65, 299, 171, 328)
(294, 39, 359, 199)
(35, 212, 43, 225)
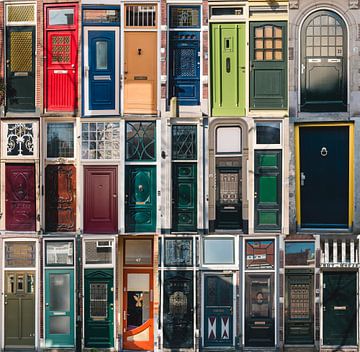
(7, 123, 34, 156)
(350, 0, 359, 9)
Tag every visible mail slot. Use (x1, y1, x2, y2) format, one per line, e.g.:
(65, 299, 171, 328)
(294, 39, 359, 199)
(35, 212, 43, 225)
(328, 59, 341, 63)
(254, 321, 266, 325)
(54, 70, 68, 74)
(224, 206, 235, 210)
(94, 75, 111, 80)
(14, 72, 29, 77)
(134, 76, 147, 80)
(308, 59, 321, 63)
(334, 306, 347, 310)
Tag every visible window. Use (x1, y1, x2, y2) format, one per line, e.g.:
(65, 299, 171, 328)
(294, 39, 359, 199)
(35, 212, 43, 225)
(46, 241, 74, 266)
(85, 240, 113, 265)
(254, 25, 283, 61)
(216, 126, 241, 153)
(125, 5, 156, 28)
(81, 122, 120, 160)
(164, 238, 193, 266)
(285, 242, 315, 266)
(256, 122, 281, 145)
(246, 240, 274, 269)
(203, 238, 234, 265)
(169, 6, 200, 28)
(7, 4, 35, 24)
(5, 242, 36, 267)
(125, 240, 152, 265)
(172, 125, 197, 160)
(96, 41, 108, 70)
(7, 123, 34, 156)
(126, 122, 156, 161)
(48, 8, 74, 26)
(83, 8, 120, 24)
(47, 123, 74, 158)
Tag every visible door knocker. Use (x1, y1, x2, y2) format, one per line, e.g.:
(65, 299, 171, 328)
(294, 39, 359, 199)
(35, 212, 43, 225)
(320, 147, 328, 157)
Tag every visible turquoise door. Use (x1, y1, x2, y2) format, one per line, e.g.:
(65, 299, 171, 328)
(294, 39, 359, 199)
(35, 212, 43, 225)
(45, 269, 74, 347)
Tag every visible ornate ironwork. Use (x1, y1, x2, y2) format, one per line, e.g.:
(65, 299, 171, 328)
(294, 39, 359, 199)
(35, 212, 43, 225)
(7, 123, 34, 156)
(172, 125, 197, 160)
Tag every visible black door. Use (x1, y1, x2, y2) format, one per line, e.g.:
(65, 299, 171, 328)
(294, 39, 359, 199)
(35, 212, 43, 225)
(301, 11, 347, 112)
(6, 26, 35, 112)
(323, 272, 356, 346)
(299, 126, 349, 228)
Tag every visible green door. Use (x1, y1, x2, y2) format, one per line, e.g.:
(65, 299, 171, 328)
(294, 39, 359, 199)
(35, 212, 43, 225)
(5, 272, 35, 347)
(45, 269, 74, 347)
(250, 22, 287, 109)
(211, 23, 245, 116)
(323, 272, 356, 346)
(172, 163, 197, 232)
(125, 166, 156, 232)
(84, 269, 114, 348)
(254, 150, 282, 231)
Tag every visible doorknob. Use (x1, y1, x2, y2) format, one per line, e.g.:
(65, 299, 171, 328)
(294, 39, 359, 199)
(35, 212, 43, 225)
(113, 194, 117, 198)
(300, 172, 306, 186)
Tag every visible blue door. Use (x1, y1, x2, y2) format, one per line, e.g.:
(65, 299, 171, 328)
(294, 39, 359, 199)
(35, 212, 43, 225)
(169, 32, 200, 106)
(87, 30, 116, 112)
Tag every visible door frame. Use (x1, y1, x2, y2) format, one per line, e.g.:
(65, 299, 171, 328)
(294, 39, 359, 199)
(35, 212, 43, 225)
(295, 123, 354, 229)
(83, 26, 120, 116)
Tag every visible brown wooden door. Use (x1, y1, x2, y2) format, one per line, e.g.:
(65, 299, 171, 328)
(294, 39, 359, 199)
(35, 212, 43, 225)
(45, 164, 76, 232)
(5, 164, 36, 231)
(84, 166, 117, 233)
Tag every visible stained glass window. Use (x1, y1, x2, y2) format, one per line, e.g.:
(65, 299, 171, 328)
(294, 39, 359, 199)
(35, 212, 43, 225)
(164, 238, 193, 266)
(246, 240, 275, 269)
(7, 123, 34, 156)
(47, 123, 74, 158)
(169, 6, 200, 28)
(172, 125, 197, 160)
(5, 242, 36, 267)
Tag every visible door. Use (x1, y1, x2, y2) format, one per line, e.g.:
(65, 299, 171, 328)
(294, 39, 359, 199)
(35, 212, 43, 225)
(245, 274, 274, 347)
(124, 32, 157, 114)
(211, 23, 245, 116)
(169, 31, 200, 106)
(84, 166, 117, 233)
(323, 272, 356, 346)
(254, 150, 282, 231)
(125, 166, 156, 232)
(163, 271, 194, 349)
(84, 269, 114, 348)
(285, 272, 314, 345)
(6, 164, 36, 231)
(123, 270, 153, 350)
(172, 163, 197, 232)
(6, 26, 35, 112)
(85, 28, 118, 115)
(5, 272, 35, 347)
(204, 274, 233, 347)
(299, 126, 349, 228)
(45, 269, 74, 347)
(45, 164, 76, 232)
(250, 22, 287, 109)
(301, 11, 347, 112)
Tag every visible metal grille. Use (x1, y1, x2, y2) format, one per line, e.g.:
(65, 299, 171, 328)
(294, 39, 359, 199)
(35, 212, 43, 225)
(7, 123, 34, 156)
(52, 35, 71, 63)
(254, 25, 283, 61)
(172, 125, 197, 160)
(125, 5, 156, 27)
(175, 48, 196, 77)
(85, 241, 112, 264)
(5, 242, 36, 267)
(289, 283, 310, 319)
(90, 283, 108, 318)
(10, 31, 33, 72)
(7, 5, 35, 23)
(170, 7, 200, 28)
(219, 172, 239, 204)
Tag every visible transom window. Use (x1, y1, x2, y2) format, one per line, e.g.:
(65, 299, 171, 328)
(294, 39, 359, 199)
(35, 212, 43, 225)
(164, 238, 193, 267)
(46, 241, 74, 266)
(256, 122, 281, 145)
(172, 125, 197, 160)
(83, 8, 120, 24)
(5, 242, 36, 268)
(125, 5, 156, 28)
(246, 240, 274, 270)
(85, 240, 113, 265)
(254, 25, 283, 61)
(47, 123, 74, 158)
(6, 123, 34, 157)
(7, 4, 36, 24)
(203, 238, 235, 265)
(48, 8, 75, 26)
(216, 126, 241, 154)
(125, 239, 152, 266)
(169, 6, 200, 28)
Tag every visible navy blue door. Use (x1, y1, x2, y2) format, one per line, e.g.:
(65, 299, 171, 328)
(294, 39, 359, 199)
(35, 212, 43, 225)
(88, 30, 115, 111)
(169, 32, 200, 106)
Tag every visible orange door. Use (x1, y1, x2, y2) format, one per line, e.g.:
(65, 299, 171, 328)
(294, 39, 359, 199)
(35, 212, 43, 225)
(124, 32, 157, 114)
(123, 269, 154, 350)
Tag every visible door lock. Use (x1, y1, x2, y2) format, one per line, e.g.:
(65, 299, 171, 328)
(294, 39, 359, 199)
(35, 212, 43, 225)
(300, 172, 306, 186)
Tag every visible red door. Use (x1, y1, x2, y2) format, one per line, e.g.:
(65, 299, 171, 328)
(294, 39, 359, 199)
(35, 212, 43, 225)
(84, 166, 117, 233)
(5, 164, 36, 231)
(45, 5, 78, 111)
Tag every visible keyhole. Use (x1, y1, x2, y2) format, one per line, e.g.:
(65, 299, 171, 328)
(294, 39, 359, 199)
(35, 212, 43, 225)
(320, 147, 328, 157)
(138, 48, 142, 55)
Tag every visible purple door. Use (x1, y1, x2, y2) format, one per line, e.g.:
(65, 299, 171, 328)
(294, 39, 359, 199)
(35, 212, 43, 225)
(84, 166, 117, 233)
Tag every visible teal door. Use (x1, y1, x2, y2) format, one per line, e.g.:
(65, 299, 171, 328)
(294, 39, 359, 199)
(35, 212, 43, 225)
(84, 269, 114, 348)
(254, 150, 282, 231)
(125, 166, 156, 232)
(172, 163, 197, 232)
(45, 269, 74, 347)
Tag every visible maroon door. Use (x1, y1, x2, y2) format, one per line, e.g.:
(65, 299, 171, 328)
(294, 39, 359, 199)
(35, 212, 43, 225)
(6, 164, 36, 231)
(84, 166, 117, 233)
(45, 164, 76, 232)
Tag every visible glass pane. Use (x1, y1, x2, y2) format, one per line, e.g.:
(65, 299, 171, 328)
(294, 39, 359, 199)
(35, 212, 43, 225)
(49, 316, 70, 334)
(126, 122, 156, 161)
(216, 126, 241, 153)
(264, 39, 273, 49)
(170, 6, 200, 28)
(265, 50, 273, 60)
(247, 276, 272, 318)
(285, 242, 315, 266)
(85, 241, 113, 264)
(255, 51, 264, 60)
(5, 242, 36, 267)
(256, 122, 281, 144)
(203, 238, 234, 264)
(255, 39, 263, 49)
(10, 31, 33, 72)
(205, 275, 232, 306)
(246, 240, 275, 269)
(96, 41, 108, 70)
(274, 26, 282, 37)
(90, 283, 108, 318)
(264, 26, 273, 37)
(172, 125, 197, 160)
(8, 5, 35, 23)
(164, 239, 193, 266)
(49, 8, 74, 25)
(125, 240, 152, 265)
(50, 274, 70, 311)
(83, 9, 120, 23)
(7, 123, 34, 156)
(255, 27, 263, 38)
(46, 241, 74, 266)
(47, 123, 74, 158)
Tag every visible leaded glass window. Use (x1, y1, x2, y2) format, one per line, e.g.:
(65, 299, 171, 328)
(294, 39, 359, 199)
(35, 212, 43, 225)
(85, 240, 113, 265)
(46, 241, 74, 266)
(5, 242, 36, 267)
(169, 6, 200, 28)
(7, 123, 34, 156)
(164, 238, 193, 266)
(90, 283, 108, 318)
(81, 122, 120, 160)
(47, 123, 74, 158)
(172, 125, 197, 160)
(126, 121, 156, 161)
(246, 240, 274, 269)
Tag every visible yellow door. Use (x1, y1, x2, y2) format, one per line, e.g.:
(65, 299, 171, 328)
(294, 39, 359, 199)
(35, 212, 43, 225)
(124, 32, 157, 114)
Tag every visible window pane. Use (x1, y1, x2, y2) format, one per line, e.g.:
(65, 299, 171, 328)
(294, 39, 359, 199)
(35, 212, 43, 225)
(47, 123, 74, 158)
(172, 125, 197, 160)
(216, 126, 241, 153)
(90, 283, 108, 318)
(49, 8, 74, 25)
(203, 238, 234, 264)
(83, 9, 120, 23)
(50, 316, 70, 334)
(285, 242, 315, 266)
(125, 240, 152, 265)
(246, 240, 274, 269)
(126, 122, 156, 161)
(85, 241, 113, 264)
(256, 122, 280, 144)
(46, 241, 73, 266)
(164, 239, 193, 266)
(126, 5, 156, 27)
(5, 242, 36, 267)
(170, 6, 200, 28)
(50, 274, 70, 311)
(7, 123, 34, 156)
(96, 41, 108, 70)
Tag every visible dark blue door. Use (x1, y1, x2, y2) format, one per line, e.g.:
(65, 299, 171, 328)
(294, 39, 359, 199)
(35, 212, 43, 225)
(169, 32, 200, 106)
(88, 30, 115, 111)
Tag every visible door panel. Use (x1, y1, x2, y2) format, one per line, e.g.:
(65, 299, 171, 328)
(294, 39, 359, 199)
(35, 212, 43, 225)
(172, 163, 197, 232)
(299, 126, 349, 228)
(124, 32, 157, 114)
(204, 274, 233, 347)
(6, 164, 36, 231)
(84, 269, 114, 348)
(125, 166, 156, 232)
(255, 150, 282, 231)
(45, 269, 74, 347)
(323, 272, 356, 345)
(6, 26, 35, 112)
(84, 166, 117, 233)
(211, 23, 245, 116)
(45, 164, 76, 232)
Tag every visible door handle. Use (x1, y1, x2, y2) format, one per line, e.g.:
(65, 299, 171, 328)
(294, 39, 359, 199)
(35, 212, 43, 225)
(254, 192, 257, 199)
(300, 172, 306, 186)
(45, 303, 49, 306)
(301, 64, 305, 75)
(113, 194, 117, 198)
(226, 58, 230, 73)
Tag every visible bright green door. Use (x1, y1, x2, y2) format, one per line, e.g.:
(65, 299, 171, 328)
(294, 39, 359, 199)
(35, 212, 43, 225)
(211, 23, 245, 116)
(45, 269, 74, 347)
(255, 150, 282, 231)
